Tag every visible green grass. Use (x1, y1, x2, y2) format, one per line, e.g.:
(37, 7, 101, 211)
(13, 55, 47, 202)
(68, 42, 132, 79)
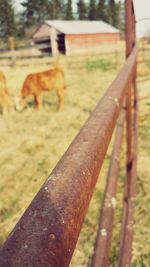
(86, 58, 115, 72)
(0, 48, 150, 266)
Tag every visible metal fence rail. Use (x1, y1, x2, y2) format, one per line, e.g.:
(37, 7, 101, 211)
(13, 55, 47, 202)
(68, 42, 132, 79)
(0, 1, 138, 267)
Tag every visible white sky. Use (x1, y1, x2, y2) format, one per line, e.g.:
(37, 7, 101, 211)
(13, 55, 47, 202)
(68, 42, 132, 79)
(14, 0, 150, 37)
(133, 0, 150, 20)
(133, 0, 150, 37)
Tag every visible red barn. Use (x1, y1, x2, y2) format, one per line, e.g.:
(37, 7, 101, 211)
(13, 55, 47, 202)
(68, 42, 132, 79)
(33, 20, 120, 56)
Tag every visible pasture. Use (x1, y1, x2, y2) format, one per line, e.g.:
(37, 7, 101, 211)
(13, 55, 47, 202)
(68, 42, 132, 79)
(0, 45, 150, 266)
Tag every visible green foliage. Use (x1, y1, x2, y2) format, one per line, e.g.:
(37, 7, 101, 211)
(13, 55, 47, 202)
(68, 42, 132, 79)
(0, 0, 17, 39)
(119, 0, 125, 32)
(21, 0, 65, 27)
(86, 58, 114, 72)
(88, 0, 97, 20)
(77, 0, 87, 20)
(49, 0, 65, 19)
(97, 0, 122, 30)
(97, 0, 107, 21)
(21, 0, 37, 27)
(107, 0, 118, 27)
(65, 0, 74, 20)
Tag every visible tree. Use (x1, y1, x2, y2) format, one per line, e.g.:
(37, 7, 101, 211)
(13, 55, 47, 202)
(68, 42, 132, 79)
(97, 0, 120, 28)
(0, 0, 17, 39)
(21, 0, 65, 27)
(118, 0, 125, 32)
(21, 0, 37, 27)
(97, 0, 107, 21)
(77, 0, 87, 20)
(65, 0, 74, 20)
(107, 0, 119, 27)
(88, 0, 97, 20)
(49, 0, 65, 19)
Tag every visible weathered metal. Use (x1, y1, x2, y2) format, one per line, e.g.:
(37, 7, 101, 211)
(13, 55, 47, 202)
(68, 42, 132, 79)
(125, 0, 135, 179)
(119, 68, 138, 267)
(118, 1, 137, 266)
(0, 45, 137, 267)
(125, 0, 134, 57)
(91, 109, 125, 267)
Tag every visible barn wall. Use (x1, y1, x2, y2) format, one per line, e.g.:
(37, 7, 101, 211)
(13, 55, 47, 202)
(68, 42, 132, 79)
(33, 24, 51, 39)
(66, 33, 120, 55)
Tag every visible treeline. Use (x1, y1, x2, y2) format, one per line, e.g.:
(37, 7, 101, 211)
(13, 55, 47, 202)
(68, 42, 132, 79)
(0, 0, 124, 41)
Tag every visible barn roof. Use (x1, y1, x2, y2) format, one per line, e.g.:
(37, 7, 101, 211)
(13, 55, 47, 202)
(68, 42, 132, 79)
(44, 20, 119, 35)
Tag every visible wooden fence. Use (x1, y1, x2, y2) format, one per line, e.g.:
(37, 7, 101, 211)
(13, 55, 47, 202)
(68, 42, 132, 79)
(0, 47, 125, 69)
(0, 1, 138, 266)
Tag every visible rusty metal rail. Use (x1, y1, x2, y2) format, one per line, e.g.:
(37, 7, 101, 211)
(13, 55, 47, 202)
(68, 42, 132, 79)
(118, 1, 138, 266)
(0, 45, 137, 267)
(91, 109, 125, 267)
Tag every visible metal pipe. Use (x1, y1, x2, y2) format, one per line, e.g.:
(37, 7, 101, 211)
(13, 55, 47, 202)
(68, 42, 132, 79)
(91, 109, 125, 267)
(118, 1, 137, 266)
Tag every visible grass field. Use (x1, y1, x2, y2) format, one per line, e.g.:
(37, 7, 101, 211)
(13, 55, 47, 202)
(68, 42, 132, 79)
(0, 46, 150, 266)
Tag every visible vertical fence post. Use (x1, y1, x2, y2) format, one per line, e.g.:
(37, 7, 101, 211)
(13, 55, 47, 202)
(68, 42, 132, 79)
(8, 36, 16, 67)
(50, 27, 59, 59)
(118, 1, 137, 266)
(125, 0, 134, 168)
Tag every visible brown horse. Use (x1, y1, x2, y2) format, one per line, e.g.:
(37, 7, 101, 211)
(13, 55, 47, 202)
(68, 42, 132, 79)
(0, 72, 11, 115)
(15, 67, 66, 111)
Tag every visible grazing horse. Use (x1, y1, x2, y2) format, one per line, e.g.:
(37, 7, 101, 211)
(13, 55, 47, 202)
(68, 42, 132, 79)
(0, 72, 11, 115)
(15, 67, 66, 111)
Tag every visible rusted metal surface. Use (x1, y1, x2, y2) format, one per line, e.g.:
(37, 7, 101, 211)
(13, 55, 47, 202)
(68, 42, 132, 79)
(125, 0, 135, 179)
(118, 97, 138, 267)
(125, 0, 134, 57)
(133, 61, 138, 187)
(91, 109, 125, 267)
(118, 1, 137, 266)
(118, 167, 136, 267)
(0, 46, 137, 267)
(119, 64, 138, 267)
(126, 86, 132, 175)
(118, 1, 134, 263)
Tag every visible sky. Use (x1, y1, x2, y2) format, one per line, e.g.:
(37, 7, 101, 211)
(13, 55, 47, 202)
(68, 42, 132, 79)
(133, 0, 150, 37)
(14, 0, 150, 37)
